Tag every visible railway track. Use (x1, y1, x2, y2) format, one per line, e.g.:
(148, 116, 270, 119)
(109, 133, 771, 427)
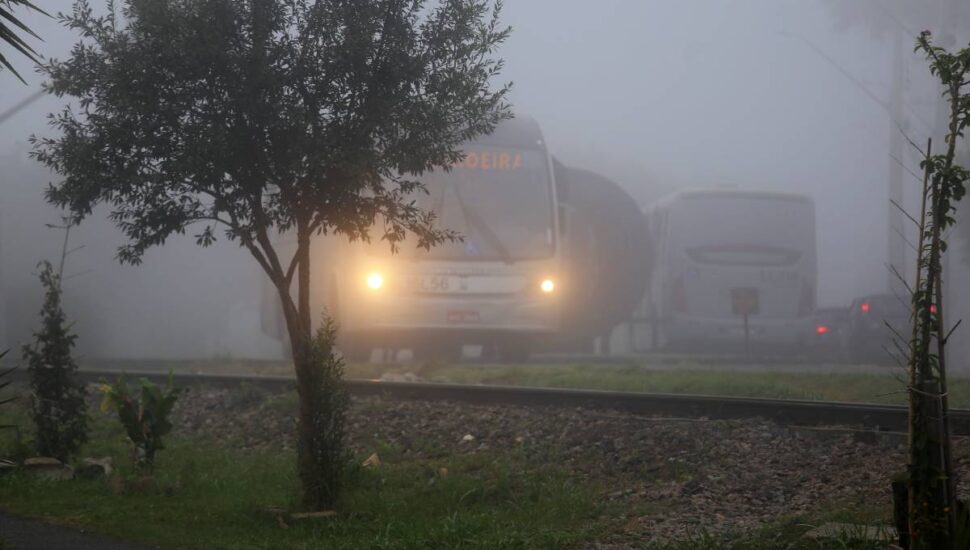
(12, 368, 961, 435)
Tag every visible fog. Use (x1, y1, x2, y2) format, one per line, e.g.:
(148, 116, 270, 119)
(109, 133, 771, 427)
(1, 0, 968, 364)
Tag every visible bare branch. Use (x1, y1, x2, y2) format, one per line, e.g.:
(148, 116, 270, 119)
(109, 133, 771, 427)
(887, 263, 914, 295)
(884, 320, 908, 343)
(890, 153, 926, 185)
(888, 337, 910, 364)
(892, 226, 918, 253)
(284, 253, 300, 287)
(890, 198, 922, 229)
(943, 318, 962, 344)
(899, 124, 928, 158)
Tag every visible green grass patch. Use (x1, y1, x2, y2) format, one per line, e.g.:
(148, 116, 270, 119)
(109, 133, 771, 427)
(0, 386, 902, 549)
(0, 430, 608, 549)
(352, 362, 958, 407)
(77, 358, 970, 407)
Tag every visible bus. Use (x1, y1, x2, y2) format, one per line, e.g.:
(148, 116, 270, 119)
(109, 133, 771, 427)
(320, 116, 562, 362)
(644, 189, 817, 351)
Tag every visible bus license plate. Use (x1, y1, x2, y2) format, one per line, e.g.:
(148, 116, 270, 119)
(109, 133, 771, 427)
(414, 275, 453, 293)
(412, 275, 472, 293)
(447, 310, 480, 323)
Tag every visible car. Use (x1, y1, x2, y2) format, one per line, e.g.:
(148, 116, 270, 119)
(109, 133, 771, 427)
(810, 306, 849, 361)
(846, 293, 911, 365)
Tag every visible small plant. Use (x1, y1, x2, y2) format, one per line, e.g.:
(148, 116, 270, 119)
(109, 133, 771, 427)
(22, 261, 87, 461)
(296, 315, 350, 510)
(0, 350, 19, 455)
(0, 350, 14, 420)
(99, 373, 184, 469)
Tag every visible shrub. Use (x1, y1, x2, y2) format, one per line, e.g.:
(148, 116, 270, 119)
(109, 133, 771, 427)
(0, 350, 17, 445)
(0, 350, 13, 418)
(22, 261, 87, 461)
(296, 315, 350, 510)
(99, 373, 184, 469)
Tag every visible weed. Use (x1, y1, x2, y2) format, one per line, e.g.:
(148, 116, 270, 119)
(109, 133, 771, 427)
(98, 372, 184, 469)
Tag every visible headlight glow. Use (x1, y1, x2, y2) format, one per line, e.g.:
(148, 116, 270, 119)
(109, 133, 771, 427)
(366, 272, 384, 290)
(540, 278, 555, 294)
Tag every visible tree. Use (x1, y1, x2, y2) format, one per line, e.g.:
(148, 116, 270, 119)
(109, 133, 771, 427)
(894, 31, 970, 550)
(22, 261, 88, 462)
(33, 0, 511, 509)
(1, 0, 47, 82)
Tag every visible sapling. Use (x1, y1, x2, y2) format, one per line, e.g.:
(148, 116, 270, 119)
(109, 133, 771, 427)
(894, 31, 970, 549)
(22, 261, 87, 462)
(0, 350, 17, 440)
(99, 373, 184, 470)
(0, 350, 13, 416)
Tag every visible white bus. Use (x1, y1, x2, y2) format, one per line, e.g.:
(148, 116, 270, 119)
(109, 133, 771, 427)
(644, 189, 817, 350)
(319, 116, 562, 362)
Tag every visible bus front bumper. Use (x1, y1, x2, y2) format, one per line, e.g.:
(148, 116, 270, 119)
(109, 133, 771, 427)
(344, 293, 560, 341)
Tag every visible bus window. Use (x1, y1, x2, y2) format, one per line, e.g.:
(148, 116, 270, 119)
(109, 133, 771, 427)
(369, 146, 554, 262)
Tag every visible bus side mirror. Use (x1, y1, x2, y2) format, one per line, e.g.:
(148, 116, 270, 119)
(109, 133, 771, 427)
(558, 203, 569, 236)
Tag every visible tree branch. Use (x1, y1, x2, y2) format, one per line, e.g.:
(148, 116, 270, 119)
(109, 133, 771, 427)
(284, 252, 300, 287)
(890, 198, 922, 229)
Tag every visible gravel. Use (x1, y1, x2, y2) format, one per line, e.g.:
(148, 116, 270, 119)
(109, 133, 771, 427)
(150, 383, 970, 544)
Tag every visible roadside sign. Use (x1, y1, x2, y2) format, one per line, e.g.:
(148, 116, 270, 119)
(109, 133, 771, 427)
(731, 287, 759, 316)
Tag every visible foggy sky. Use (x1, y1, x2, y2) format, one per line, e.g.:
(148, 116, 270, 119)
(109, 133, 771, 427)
(1, 0, 967, 359)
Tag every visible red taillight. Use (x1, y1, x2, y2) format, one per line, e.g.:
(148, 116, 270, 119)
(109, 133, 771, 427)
(798, 281, 815, 316)
(816, 325, 830, 335)
(860, 302, 870, 314)
(672, 277, 687, 313)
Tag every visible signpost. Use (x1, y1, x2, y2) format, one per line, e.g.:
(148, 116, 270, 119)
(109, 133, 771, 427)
(732, 288, 759, 355)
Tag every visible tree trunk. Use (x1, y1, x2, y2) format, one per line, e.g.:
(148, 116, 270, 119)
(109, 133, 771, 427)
(276, 285, 335, 509)
(273, 228, 339, 511)
(248, 216, 344, 511)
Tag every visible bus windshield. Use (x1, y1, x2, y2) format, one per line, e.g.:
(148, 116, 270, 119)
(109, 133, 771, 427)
(669, 195, 814, 266)
(372, 147, 554, 261)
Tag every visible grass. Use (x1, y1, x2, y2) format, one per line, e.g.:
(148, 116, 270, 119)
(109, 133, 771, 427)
(354, 361, 970, 408)
(70, 357, 950, 408)
(0, 438, 607, 549)
(0, 389, 901, 549)
(0, 451, 896, 550)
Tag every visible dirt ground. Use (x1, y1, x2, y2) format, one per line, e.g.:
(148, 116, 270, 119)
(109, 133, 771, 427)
(168, 383, 969, 545)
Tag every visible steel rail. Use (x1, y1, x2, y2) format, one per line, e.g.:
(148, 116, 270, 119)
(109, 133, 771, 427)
(12, 368, 970, 434)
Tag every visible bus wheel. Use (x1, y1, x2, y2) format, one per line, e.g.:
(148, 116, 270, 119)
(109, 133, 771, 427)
(497, 336, 532, 363)
(339, 335, 372, 363)
(413, 341, 462, 364)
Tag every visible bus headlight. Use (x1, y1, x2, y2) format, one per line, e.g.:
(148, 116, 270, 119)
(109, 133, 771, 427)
(539, 278, 556, 294)
(366, 272, 384, 290)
